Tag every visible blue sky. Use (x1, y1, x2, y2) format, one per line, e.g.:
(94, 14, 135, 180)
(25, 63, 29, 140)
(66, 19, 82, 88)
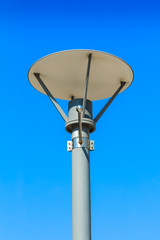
(0, 0, 160, 240)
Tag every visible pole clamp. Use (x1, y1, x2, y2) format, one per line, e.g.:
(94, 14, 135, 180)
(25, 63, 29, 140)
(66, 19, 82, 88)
(67, 138, 94, 151)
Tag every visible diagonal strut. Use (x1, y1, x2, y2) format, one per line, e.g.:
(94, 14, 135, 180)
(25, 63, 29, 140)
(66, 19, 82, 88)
(94, 81, 126, 123)
(82, 53, 92, 118)
(34, 73, 68, 122)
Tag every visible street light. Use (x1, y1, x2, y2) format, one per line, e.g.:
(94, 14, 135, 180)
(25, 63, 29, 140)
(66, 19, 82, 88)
(28, 49, 133, 240)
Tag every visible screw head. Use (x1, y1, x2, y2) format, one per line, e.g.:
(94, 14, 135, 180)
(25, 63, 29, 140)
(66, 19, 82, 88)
(76, 105, 83, 112)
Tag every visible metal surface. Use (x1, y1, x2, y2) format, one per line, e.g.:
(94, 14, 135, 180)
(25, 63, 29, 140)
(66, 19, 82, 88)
(34, 73, 67, 122)
(67, 99, 93, 240)
(73, 137, 89, 149)
(67, 141, 73, 152)
(76, 105, 83, 144)
(67, 139, 94, 151)
(94, 81, 126, 123)
(72, 127, 91, 240)
(65, 99, 95, 133)
(28, 50, 133, 100)
(89, 140, 94, 151)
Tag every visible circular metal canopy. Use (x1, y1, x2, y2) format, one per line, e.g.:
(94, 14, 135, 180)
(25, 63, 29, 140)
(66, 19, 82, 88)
(28, 50, 133, 100)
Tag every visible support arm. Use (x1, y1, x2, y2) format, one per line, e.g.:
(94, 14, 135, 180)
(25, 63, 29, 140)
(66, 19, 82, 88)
(34, 73, 68, 122)
(94, 81, 126, 123)
(76, 105, 83, 144)
(82, 54, 92, 118)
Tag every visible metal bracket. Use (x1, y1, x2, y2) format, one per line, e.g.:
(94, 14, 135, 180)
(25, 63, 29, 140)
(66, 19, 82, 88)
(67, 141, 73, 151)
(67, 139, 94, 151)
(90, 140, 94, 151)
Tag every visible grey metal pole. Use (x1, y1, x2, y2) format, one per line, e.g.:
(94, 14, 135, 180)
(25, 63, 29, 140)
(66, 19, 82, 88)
(66, 98, 95, 240)
(71, 126, 91, 240)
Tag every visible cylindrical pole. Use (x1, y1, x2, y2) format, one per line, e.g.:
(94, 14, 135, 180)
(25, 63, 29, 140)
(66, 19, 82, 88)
(71, 126, 91, 240)
(65, 98, 94, 240)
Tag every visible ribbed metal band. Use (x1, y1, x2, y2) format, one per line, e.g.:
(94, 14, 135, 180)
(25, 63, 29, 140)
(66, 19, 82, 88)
(72, 137, 90, 149)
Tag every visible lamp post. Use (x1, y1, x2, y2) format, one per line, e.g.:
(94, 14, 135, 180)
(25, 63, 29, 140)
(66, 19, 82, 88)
(28, 50, 133, 240)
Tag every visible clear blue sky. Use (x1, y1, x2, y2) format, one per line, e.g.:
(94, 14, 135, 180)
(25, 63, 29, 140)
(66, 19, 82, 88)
(0, 1, 160, 240)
